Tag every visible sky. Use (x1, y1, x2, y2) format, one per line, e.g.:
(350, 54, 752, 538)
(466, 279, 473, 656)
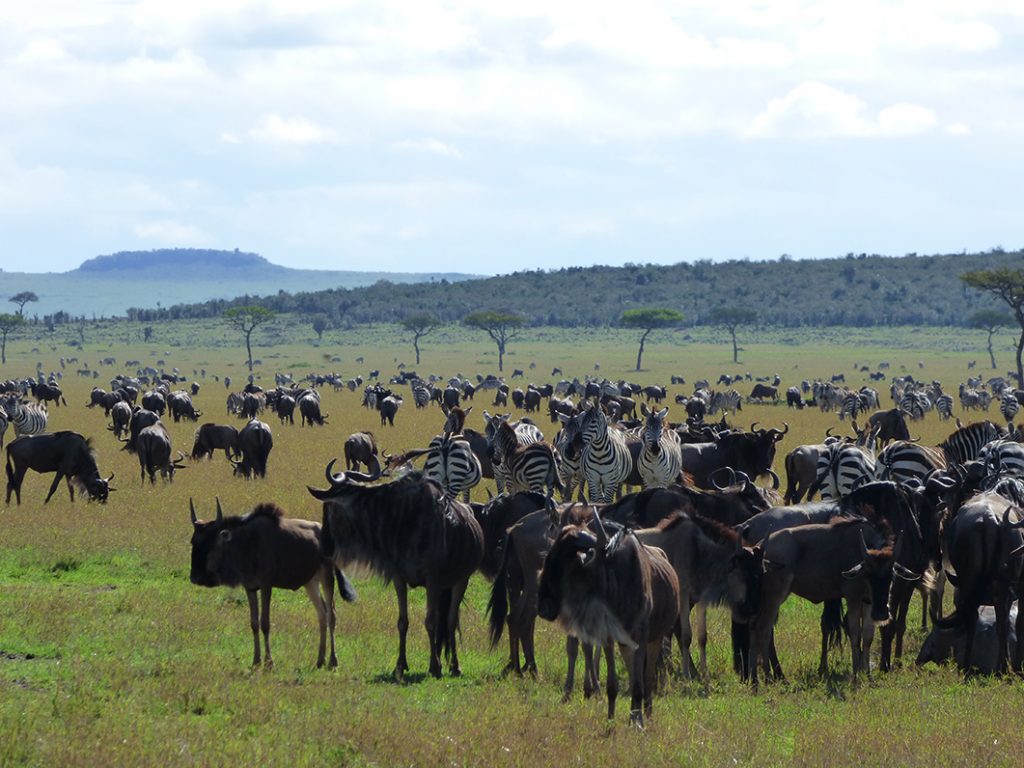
(1, 1, 1022, 274)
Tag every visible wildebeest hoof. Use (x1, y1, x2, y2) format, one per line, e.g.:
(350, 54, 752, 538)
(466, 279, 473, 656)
(328, 657, 338, 669)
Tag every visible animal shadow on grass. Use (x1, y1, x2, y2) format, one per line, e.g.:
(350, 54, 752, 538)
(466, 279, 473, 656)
(790, 666, 850, 700)
(370, 671, 429, 686)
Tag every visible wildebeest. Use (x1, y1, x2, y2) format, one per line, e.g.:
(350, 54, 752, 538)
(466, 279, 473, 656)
(749, 384, 778, 402)
(5, 431, 114, 505)
(680, 424, 787, 490)
(380, 395, 402, 427)
(538, 510, 680, 727)
(298, 393, 327, 426)
(866, 408, 910, 447)
(343, 432, 380, 475)
(107, 400, 132, 440)
(231, 419, 274, 479)
(30, 381, 66, 407)
(917, 603, 1018, 674)
(189, 498, 357, 668)
(309, 467, 484, 679)
(123, 408, 160, 453)
(785, 387, 803, 409)
(191, 423, 240, 461)
(141, 390, 166, 416)
(138, 421, 186, 483)
(276, 394, 296, 424)
(168, 391, 202, 422)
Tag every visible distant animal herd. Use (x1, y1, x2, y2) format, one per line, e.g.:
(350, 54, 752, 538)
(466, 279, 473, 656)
(3, 354, 1023, 727)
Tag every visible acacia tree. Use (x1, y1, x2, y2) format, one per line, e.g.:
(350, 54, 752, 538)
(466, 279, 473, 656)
(969, 309, 1011, 370)
(464, 310, 523, 372)
(619, 307, 684, 371)
(311, 315, 329, 342)
(961, 268, 1024, 384)
(402, 313, 439, 366)
(9, 291, 37, 317)
(0, 313, 23, 365)
(224, 306, 276, 372)
(706, 306, 758, 363)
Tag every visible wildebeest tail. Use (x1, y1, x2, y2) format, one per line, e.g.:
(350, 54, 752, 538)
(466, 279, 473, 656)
(784, 452, 797, 504)
(5, 447, 14, 489)
(822, 598, 845, 650)
(731, 619, 749, 678)
(487, 536, 513, 648)
(435, 587, 455, 662)
(335, 568, 358, 603)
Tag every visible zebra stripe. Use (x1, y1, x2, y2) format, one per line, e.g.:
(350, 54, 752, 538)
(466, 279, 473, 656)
(422, 434, 482, 502)
(875, 441, 947, 485)
(813, 442, 876, 500)
(483, 412, 544, 493)
(1000, 391, 1020, 425)
(412, 383, 432, 409)
(554, 413, 583, 501)
(636, 406, 682, 489)
(579, 405, 633, 503)
(3, 398, 47, 438)
(491, 420, 561, 496)
(0, 409, 7, 448)
(939, 420, 1005, 464)
(980, 439, 1024, 478)
(935, 394, 954, 421)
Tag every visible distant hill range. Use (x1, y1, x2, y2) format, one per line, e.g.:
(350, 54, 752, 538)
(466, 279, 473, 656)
(158, 248, 1020, 328)
(0, 249, 479, 318)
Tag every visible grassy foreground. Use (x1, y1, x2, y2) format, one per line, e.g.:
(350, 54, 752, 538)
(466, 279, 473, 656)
(0, 323, 1021, 767)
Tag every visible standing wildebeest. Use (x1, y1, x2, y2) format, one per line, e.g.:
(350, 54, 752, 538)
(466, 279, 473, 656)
(538, 510, 680, 727)
(309, 467, 484, 679)
(191, 423, 240, 461)
(6, 432, 114, 505)
(138, 421, 186, 483)
(680, 424, 787, 490)
(30, 381, 66, 407)
(749, 384, 778, 402)
(107, 400, 132, 440)
(866, 408, 910, 447)
(343, 432, 381, 475)
(231, 419, 274, 478)
(167, 391, 202, 422)
(782, 433, 842, 504)
(785, 387, 804, 409)
(189, 498, 357, 668)
(141, 390, 166, 416)
(276, 394, 295, 424)
(299, 392, 327, 426)
(123, 408, 160, 453)
(380, 395, 402, 427)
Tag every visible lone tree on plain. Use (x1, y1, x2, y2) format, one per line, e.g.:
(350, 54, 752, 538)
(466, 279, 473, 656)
(224, 306, 276, 372)
(961, 268, 1024, 384)
(402, 313, 440, 366)
(969, 309, 1011, 370)
(9, 291, 38, 318)
(464, 310, 523, 372)
(311, 315, 329, 342)
(706, 306, 758, 363)
(0, 313, 23, 365)
(619, 307, 684, 371)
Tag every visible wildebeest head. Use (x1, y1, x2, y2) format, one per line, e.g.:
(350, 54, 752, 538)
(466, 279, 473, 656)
(189, 497, 228, 587)
(83, 471, 114, 503)
(840, 528, 901, 625)
(538, 509, 620, 622)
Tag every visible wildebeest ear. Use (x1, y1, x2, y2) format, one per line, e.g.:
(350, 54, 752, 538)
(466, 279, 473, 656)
(463, 406, 472, 417)
(190, 498, 198, 525)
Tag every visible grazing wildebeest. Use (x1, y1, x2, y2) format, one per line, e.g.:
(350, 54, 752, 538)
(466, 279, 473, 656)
(141, 390, 166, 416)
(123, 408, 160, 453)
(309, 467, 484, 679)
(917, 603, 1018, 674)
(5, 431, 114, 505)
(538, 510, 680, 727)
(191, 423, 240, 461)
(138, 422, 186, 483)
(343, 432, 380, 475)
(299, 393, 327, 426)
(189, 498, 357, 669)
(749, 384, 778, 402)
(107, 400, 132, 440)
(168, 391, 202, 422)
(231, 419, 274, 479)
(785, 387, 804, 409)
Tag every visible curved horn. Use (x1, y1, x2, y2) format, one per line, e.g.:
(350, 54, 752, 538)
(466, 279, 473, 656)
(709, 466, 736, 491)
(750, 422, 760, 433)
(325, 458, 347, 486)
(592, 508, 609, 548)
(105, 473, 114, 483)
(1002, 507, 1024, 530)
(893, 563, 921, 581)
(858, 529, 869, 559)
(215, 497, 223, 522)
(825, 426, 835, 438)
(767, 468, 781, 490)
(190, 497, 198, 525)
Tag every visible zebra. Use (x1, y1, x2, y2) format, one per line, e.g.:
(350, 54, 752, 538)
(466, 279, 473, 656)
(899, 391, 930, 420)
(979, 439, 1024, 478)
(874, 441, 947, 485)
(710, 389, 742, 415)
(3, 397, 47, 438)
(482, 411, 544, 493)
(839, 392, 862, 421)
(939, 419, 1006, 465)
(999, 390, 1019, 425)
(553, 413, 584, 502)
(411, 381, 432, 409)
(489, 419, 561, 497)
(809, 441, 877, 500)
(577, 403, 633, 503)
(421, 433, 482, 502)
(934, 393, 954, 421)
(636, 404, 682, 489)
(0, 409, 7, 448)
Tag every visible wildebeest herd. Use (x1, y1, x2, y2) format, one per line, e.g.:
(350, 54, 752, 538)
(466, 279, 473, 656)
(5, 363, 1024, 728)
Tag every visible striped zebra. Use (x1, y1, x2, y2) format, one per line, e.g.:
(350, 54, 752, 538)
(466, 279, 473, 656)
(490, 419, 561, 497)
(934, 393, 954, 421)
(3, 397, 47, 438)
(710, 389, 742, 415)
(809, 442, 876, 500)
(578, 403, 633, 503)
(899, 391, 930, 420)
(483, 411, 544, 493)
(0, 408, 7, 448)
(411, 381, 432, 409)
(421, 433, 482, 502)
(839, 392, 862, 421)
(874, 441, 947, 485)
(553, 413, 584, 501)
(979, 439, 1024, 478)
(636, 404, 682, 489)
(939, 420, 1005, 464)
(1000, 390, 1019, 425)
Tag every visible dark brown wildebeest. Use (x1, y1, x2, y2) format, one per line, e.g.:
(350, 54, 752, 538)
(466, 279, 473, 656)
(746, 517, 902, 687)
(191, 423, 240, 461)
(538, 509, 680, 727)
(749, 384, 778, 402)
(107, 400, 132, 440)
(30, 380, 66, 407)
(123, 408, 160, 453)
(309, 466, 484, 679)
(343, 432, 380, 475)
(379, 395, 402, 427)
(917, 603, 1018, 674)
(189, 498, 357, 669)
(138, 421, 186, 483)
(276, 394, 296, 424)
(141, 390, 165, 416)
(680, 424, 788, 490)
(523, 388, 542, 413)
(866, 408, 910, 447)
(167, 391, 202, 422)
(782, 433, 843, 504)
(231, 419, 273, 478)
(5, 431, 114, 505)
(298, 393, 327, 426)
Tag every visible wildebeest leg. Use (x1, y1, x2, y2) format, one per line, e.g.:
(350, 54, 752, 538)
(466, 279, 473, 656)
(394, 581, 409, 680)
(995, 594, 1011, 676)
(446, 578, 469, 677)
(562, 636, 579, 701)
(44, 472, 65, 504)
(1014, 602, 1024, 674)
(677, 594, 698, 679)
(246, 588, 261, 667)
(768, 631, 783, 679)
(919, 586, 928, 631)
(304, 580, 328, 669)
(845, 598, 863, 677)
(643, 639, 660, 720)
(424, 585, 443, 678)
(260, 586, 274, 669)
(622, 641, 644, 728)
(604, 642, 619, 721)
(861, 617, 876, 677)
(695, 603, 709, 680)
(324, 566, 337, 668)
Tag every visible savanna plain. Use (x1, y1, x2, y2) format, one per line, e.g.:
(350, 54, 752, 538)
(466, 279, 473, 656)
(1, 320, 1021, 767)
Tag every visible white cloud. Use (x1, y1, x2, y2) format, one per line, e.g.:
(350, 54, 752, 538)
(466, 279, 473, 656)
(945, 121, 972, 136)
(748, 81, 937, 138)
(248, 113, 330, 144)
(133, 219, 207, 244)
(392, 138, 462, 158)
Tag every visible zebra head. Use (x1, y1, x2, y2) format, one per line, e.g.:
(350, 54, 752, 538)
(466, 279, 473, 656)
(555, 412, 583, 461)
(640, 403, 670, 455)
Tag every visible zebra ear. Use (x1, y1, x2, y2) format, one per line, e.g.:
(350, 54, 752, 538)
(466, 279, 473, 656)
(657, 407, 669, 420)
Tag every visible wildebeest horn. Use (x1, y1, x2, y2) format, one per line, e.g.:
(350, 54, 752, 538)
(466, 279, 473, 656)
(858, 529, 869, 559)
(486, 488, 494, 500)
(893, 563, 920, 581)
(592, 508, 608, 548)
(709, 466, 737, 491)
(105, 473, 114, 483)
(215, 497, 223, 522)
(325, 458, 347, 486)
(190, 497, 198, 525)
(825, 426, 835, 438)
(1002, 507, 1024, 529)
(767, 468, 781, 490)
(750, 422, 760, 433)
